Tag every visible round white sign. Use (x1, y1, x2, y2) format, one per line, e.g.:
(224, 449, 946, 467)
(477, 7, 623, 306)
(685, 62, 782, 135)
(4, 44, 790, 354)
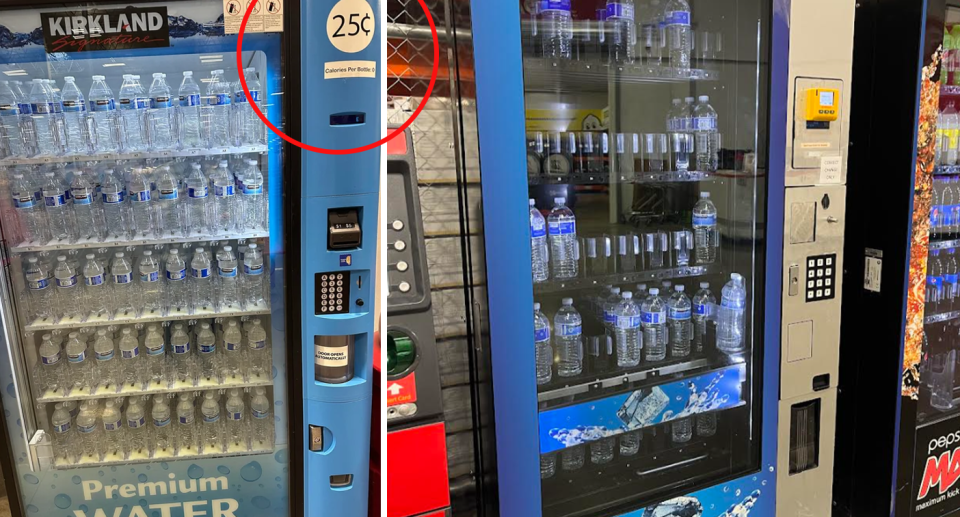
(327, 0, 375, 54)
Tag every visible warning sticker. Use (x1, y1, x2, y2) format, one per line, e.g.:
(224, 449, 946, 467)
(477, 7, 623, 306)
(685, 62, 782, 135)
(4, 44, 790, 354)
(315, 346, 349, 367)
(386, 373, 417, 407)
(223, 0, 282, 34)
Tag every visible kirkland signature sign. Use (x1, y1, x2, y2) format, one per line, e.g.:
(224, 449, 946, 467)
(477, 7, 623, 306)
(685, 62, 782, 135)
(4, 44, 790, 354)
(41, 7, 171, 53)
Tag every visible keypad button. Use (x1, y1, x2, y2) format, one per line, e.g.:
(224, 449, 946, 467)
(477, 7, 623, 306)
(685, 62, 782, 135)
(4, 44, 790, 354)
(816, 289, 823, 297)
(808, 280, 814, 288)
(337, 274, 343, 280)
(397, 261, 409, 272)
(817, 270, 823, 277)
(825, 288, 832, 297)
(399, 281, 411, 293)
(395, 240, 407, 251)
(808, 270, 815, 279)
(808, 259, 816, 268)
(816, 279, 823, 287)
(392, 220, 405, 231)
(826, 257, 833, 266)
(817, 259, 824, 267)
(826, 268, 832, 276)
(825, 278, 832, 287)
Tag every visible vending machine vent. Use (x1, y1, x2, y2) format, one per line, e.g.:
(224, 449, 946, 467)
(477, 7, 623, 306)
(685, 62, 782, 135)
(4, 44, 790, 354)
(789, 399, 822, 474)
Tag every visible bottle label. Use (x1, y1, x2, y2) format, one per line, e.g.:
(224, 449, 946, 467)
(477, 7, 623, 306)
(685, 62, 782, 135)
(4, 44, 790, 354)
(548, 221, 576, 236)
(606, 4, 634, 20)
(641, 310, 666, 325)
(932, 207, 940, 226)
(72, 189, 94, 205)
(694, 302, 713, 316)
(78, 422, 97, 434)
(557, 323, 582, 337)
(193, 267, 211, 279)
(167, 268, 186, 281)
(668, 307, 692, 320)
(13, 194, 35, 209)
(252, 408, 269, 419)
(152, 97, 172, 109)
(27, 278, 49, 290)
(219, 267, 238, 278)
(128, 416, 146, 428)
(235, 90, 261, 103)
(721, 297, 746, 309)
(604, 311, 616, 325)
(159, 188, 178, 201)
(115, 272, 133, 284)
(242, 183, 263, 195)
(174, 342, 190, 354)
(930, 275, 944, 288)
(244, 263, 264, 276)
(226, 340, 242, 351)
(103, 191, 125, 204)
(948, 274, 959, 287)
(531, 225, 546, 239)
(31, 103, 52, 115)
(62, 100, 84, 113)
(539, 0, 571, 12)
(188, 186, 209, 199)
(228, 411, 242, 421)
(215, 184, 235, 197)
(210, 93, 232, 106)
(180, 94, 201, 107)
(154, 417, 171, 427)
(664, 10, 691, 26)
(130, 190, 151, 202)
(179, 415, 194, 425)
(56, 275, 78, 288)
(44, 193, 66, 207)
(0, 104, 18, 116)
(18, 103, 31, 115)
(121, 347, 139, 359)
(146, 343, 165, 356)
(694, 116, 717, 131)
(141, 271, 160, 282)
(90, 99, 116, 112)
(68, 351, 85, 363)
(199, 342, 216, 354)
(54, 422, 71, 434)
(104, 419, 121, 432)
(693, 214, 717, 226)
(96, 349, 114, 361)
(251, 340, 267, 350)
(534, 327, 550, 342)
(41, 351, 61, 365)
(136, 97, 150, 110)
(315, 345, 348, 367)
(86, 274, 104, 286)
(203, 413, 220, 423)
(617, 315, 642, 329)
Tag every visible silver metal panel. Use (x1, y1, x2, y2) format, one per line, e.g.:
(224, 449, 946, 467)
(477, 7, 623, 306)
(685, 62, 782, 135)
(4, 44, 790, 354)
(777, 389, 837, 517)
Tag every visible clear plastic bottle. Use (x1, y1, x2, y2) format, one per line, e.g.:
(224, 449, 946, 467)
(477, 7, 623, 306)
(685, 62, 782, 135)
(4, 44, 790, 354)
(25, 257, 55, 322)
(947, 248, 960, 311)
(666, 98, 682, 132)
(225, 389, 248, 450)
(217, 246, 241, 311)
(164, 249, 188, 313)
(554, 298, 583, 376)
(191, 247, 215, 312)
(93, 329, 118, 393)
(128, 167, 155, 238)
(156, 165, 183, 237)
(696, 412, 717, 437)
(70, 170, 103, 241)
(11, 173, 47, 244)
(671, 417, 692, 443)
(60, 77, 89, 155)
(212, 160, 236, 233)
(42, 172, 75, 242)
(620, 430, 641, 456)
(547, 197, 578, 280)
(176, 393, 199, 455)
(200, 391, 224, 453)
(205, 70, 233, 148)
(76, 401, 101, 461)
(243, 243, 265, 309)
(606, 0, 636, 63)
(197, 322, 218, 383)
(100, 169, 128, 240)
(65, 331, 92, 394)
(111, 252, 136, 318)
(247, 318, 270, 380)
(82, 253, 109, 320)
(118, 327, 142, 390)
(137, 251, 162, 316)
(51, 403, 75, 464)
(693, 96, 719, 172)
(36, 333, 64, 395)
(603, 287, 623, 344)
(641, 288, 667, 361)
(151, 394, 174, 456)
(541, 0, 573, 60)
(534, 303, 552, 385)
(118, 75, 149, 152)
(692, 282, 715, 354)
(124, 397, 149, 459)
(693, 192, 718, 264)
(170, 323, 195, 386)
(28, 79, 62, 156)
(143, 324, 167, 387)
(561, 445, 584, 471)
(178, 72, 203, 149)
(640, 0, 663, 64)
(100, 399, 124, 459)
(615, 291, 643, 367)
(88, 75, 119, 153)
(716, 273, 746, 354)
(185, 163, 210, 235)
(589, 434, 615, 464)
(9, 80, 33, 156)
(148, 73, 177, 150)
(222, 319, 245, 381)
(529, 199, 549, 283)
(668, 285, 693, 358)
(0, 81, 26, 158)
(250, 387, 273, 449)
(240, 159, 265, 230)
(663, 0, 691, 70)
(236, 68, 265, 145)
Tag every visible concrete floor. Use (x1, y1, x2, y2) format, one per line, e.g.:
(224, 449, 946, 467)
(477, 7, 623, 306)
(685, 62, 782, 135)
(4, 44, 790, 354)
(0, 496, 11, 517)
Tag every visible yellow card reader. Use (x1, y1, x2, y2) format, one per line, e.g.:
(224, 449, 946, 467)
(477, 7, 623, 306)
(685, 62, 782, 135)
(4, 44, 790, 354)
(805, 88, 840, 122)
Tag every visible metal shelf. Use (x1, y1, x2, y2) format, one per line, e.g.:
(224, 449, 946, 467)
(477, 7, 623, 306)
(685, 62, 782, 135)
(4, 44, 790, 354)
(533, 264, 717, 295)
(935, 164, 960, 175)
(25, 304, 271, 332)
(926, 311, 960, 324)
(929, 238, 960, 250)
(523, 58, 717, 92)
(530, 170, 716, 186)
(0, 145, 267, 167)
(38, 376, 273, 403)
(11, 229, 269, 254)
(537, 357, 713, 404)
(53, 444, 274, 469)
(942, 85, 960, 96)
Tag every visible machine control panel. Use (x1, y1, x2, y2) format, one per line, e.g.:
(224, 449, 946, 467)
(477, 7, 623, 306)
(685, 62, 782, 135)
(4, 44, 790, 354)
(328, 208, 363, 250)
(805, 254, 837, 302)
(316, 272, 351, 315)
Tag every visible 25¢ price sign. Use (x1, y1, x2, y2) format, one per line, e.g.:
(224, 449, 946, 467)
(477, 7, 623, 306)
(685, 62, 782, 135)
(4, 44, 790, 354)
(327, 0, 375, 53)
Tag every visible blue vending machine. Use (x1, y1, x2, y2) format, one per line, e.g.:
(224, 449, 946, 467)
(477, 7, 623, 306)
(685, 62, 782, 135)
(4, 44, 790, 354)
(0, 1, 378, 516)
(457, 0, 855, 515)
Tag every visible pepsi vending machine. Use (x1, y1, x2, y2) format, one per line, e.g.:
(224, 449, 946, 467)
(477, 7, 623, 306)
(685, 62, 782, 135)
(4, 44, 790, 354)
(0, 1, 378, 516)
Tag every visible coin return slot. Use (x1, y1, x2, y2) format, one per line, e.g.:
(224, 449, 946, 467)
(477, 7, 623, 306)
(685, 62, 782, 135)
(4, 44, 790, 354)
(330, 474, 353, 490)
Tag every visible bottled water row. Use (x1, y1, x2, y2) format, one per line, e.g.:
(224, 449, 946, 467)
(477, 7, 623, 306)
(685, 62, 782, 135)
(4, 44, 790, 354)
(48, 388, 274, 464)
(927, 247, 960, 315)
(529, 195, 718, 283)
(33, 317, 271, 396)
(931, 175, 960, 239)
(6, 156, 266, 246)
(540, 413, 718, 478)
(0, 69, 265, 159)
(666, 96, 719, 173)
(938, 103, 960, 167)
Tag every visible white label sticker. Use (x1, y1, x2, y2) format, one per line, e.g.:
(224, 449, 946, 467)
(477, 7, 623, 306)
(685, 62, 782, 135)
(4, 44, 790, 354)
(223, 0, 263, 34)
(327, 0, 375, 53)
(324, 60, 377, 79)
(315, 345, 349, 367)
(820, 155, 843, 184)
(865, 249, 883, 293)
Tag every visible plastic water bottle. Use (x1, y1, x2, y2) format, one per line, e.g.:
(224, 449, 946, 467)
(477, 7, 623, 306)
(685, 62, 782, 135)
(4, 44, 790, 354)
(185, 163, 210, 235)
(170, 323, 195, 386)
(668, 285, 693, 358)
(944, 178, 957, 237)
(561, 445, 584, 471)
(118, 327, 141, 389)
(151, 394, 174, 456)
(947, 249, 960, 311)
(534, 303, 553, 384)
(246, 318, 270, 380)
(128, 167, 155, 237)
(222, 319, 245, 381)
(947, 103, 960, 166)
(0, 81, 26, 157)
(11, 174, 47, 244)
(111, 252, 136, 317)
(692, 282, 715, 354)
(663, 0, 691, 69)
(639, 0, 662, 63)
(25, 257, 55, 322)
(250, 387, 273, 449)
(88, 75, 119, 153)
(205, 70, 233, 148)
(148, 73, 177, 150)
(666, 98, 682, 132)
(59, 77, 88, 155)
(81, 254, 109, 320)
(178, 71, 203, 149)
(93, 329, 117, 393)
(641, 288, 667, 361)
(672, 417, 692, 443)
(137, 251, 162, 316)
(930, 249, 945, 311)
(716, 273, 746, 354)
(28, 79, 61, 155)
(681, 96, 695, 135)
(36, 333, 64, 394)
(9, 80, 32, 154)
(100, 399, 123, 459)
(191, 248, 215, 312)
(239, 159, 265, 230)
(118, 75, 149, 152)
(51, 403, 75, 464)
(164, 249, 188, 314)
(176, 393, 199, 455)
(125, 397, 148, 459)
(554, 298, 583, 377)
(547, 197, 578, 280)
(603, 286, 623, 340)
(64, 332, 91, 394)
(606, 0, 636, 63)
(243, 243, 265, 308)
(99, 170, 127, 240)
(217, 246, 241, 310)
(197, 322, 218, 383)
(529, 199, 549, 283)
(615, 291, 642, 367)
(693, 192, 718, 264)
(589, 434, 615, 464)
(693, 96, 719, 171)
(70, 171, 103, 241)
(76, 401, 101, 460)
(541, 0, 572, 60)
(237, 68, 264, 145)
(212, 160, 237, 233)
(54, 255, 82, 321)
(225, 389, 247, 450)
(200, 391, 224, 454)
(42, 172, 75, 242)
(143, 324, 166, 387)
(156, 166, 183, 237)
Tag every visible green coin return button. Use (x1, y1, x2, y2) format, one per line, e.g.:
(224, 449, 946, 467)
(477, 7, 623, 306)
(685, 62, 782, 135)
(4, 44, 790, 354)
(387, 330, 416, 377)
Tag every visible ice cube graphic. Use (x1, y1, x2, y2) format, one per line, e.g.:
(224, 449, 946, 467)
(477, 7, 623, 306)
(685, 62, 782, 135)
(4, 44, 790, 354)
(617, 386, 670, 428)
(641, 496, 703, 517)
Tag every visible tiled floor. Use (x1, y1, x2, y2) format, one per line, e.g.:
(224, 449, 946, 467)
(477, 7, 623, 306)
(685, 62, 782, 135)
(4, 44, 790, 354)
(0, 496, 11, 517)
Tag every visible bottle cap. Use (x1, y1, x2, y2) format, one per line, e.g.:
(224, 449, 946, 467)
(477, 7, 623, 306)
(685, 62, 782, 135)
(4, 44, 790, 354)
(65, 76, 75, 81)
(92, 75, 105, 81)
(562, 298, 573, 306)
(86, 254, 95, 259)
(153, 73, 163, 78)
(143, 251, 152, 256)
(196, 248, 205, 253)
(672, 98, 681, 105)
(57, 256, 66, 262)
(69, 332, 78, 338)
(700, 282, 709, 288)
(27, 257, 37, 263)
(699, 95, 709, 102)
(554, 197, 566, 205)
(731, 273, 742, 280)
(205, 391, 215, 399)
(611, 287, 620, 293)
(637, 284, 647, 290)
(676, 285, 685, 292)
(115, 252, 124, 257)
(224, 246, 232, 252)
(249, 243, 257, 249)
(685, 96, 694, 102)
(662, 281, 672, 287)
(122, 328, 131, 334)
(170, 249, 179, 255)
(650, 288, 660, 295)
(180, 393, 190, 400)
(184, 71, 193, 76)
(533, 302, 541, 310)
(12, 174, 22, 179)
(622, 292, 632, 299)
(55, 403, 63, 410)
(701, 192, 710, 198)
(44, 172, 54, 177)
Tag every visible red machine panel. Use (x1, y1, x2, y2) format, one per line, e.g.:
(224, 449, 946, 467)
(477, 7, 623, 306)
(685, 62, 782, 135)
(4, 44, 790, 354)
(387, 422, 451, 517)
